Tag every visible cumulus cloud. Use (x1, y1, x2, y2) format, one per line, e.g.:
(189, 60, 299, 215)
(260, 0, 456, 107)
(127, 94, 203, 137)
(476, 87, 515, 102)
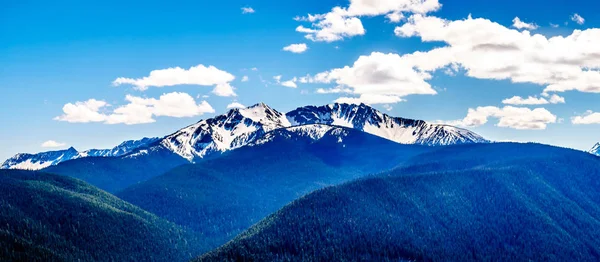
(295, 8, 365, 42)
(212, 83, 237, 97)
(502, 94, 565, 105)
(303, 52, 437, 104)
(41, 140, 67, 148)
(241, 76, 249, 82)
(443, 106, 557, 130)
(283, 43, 308, 53)
(54, 99, 109, 123)
(242, 7, 255, 14)
(113, 64, 237, 96)
(227, 102, 246, 109)
(571, 13, 585, 25)
(394, 14, 600, 94)
(295, 0, 440, 42)
(55, 92, 215, 125)
(572, 110, 600, 124)
(512, 17, 538, 30)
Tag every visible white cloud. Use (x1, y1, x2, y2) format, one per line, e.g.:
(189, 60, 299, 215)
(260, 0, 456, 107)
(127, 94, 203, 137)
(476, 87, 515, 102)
(548, 94, 566, 104)
(227, 102, 246, 109)
(283, 43, 308, 53)
(572, 110, 600, 124)
(295, 8, 366, 42)
(54, 99, 109, 123)
(241, 7, 255, 14)
(571, 13, 585, 25)
(273, 75, 298, 88)
(251, 67, 258, 71)
(394, 14, 600, 94)
(382, 104, 393, 111)
(444, 106, 557, 130)
(41, 140, 67, 148)
(502, 94, 565, 105)
(512, 17, 538, 30)
(281, 80, 297, 88)
(113, 64, 237, 96)
(55, 92, 215, 125)
(335, 94, 405, 105)
(386, 12, 405, 23)
(304, 52, 437, 104)
(241, 76, 249, 82)
(294, 0, 440, 42)
(316, 86, 353, 94)
(212, 83, 237, 97)
(550, 23, 559, 28)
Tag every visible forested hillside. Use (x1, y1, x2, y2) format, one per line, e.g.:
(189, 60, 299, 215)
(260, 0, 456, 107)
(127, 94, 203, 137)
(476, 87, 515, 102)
(0, 170, 203, 261)
(199, 143, 600, 261)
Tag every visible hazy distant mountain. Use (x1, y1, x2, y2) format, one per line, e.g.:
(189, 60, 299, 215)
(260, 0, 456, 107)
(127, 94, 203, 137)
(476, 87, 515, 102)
(1, 137, 159, 170)
(198, 143, 600, 261)
(43, 144, 187, 193)
(0, 169, 202, 261)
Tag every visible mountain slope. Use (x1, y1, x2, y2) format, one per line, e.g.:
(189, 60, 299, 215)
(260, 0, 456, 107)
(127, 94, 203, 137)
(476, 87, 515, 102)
(117, 124, 432, 252)
(1, 137, 159, 170)
(199, 143, 600, 261)
(159, 103, 290, 161)
(1, 147, 80, 170)
(0, 169, 203, 261)
(286, 103, 488, 146)
(43, 145, 187, 193)
(590, 143, 600, 156)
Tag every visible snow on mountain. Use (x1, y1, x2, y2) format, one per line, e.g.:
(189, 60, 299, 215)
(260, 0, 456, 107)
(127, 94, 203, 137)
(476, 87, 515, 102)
(1, 137, 159, 170)
(250, 124, 343, 146)
(286, 103, 488, 146)
(1, 147, 79, 170)
(159, 103, 291, 160)
(77, 137, 160, 158)
(590, 143, 600, 156)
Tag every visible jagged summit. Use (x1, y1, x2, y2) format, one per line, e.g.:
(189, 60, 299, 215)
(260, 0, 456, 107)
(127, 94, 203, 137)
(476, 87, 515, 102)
(286, 103, 488, 146)
(590, 143, 600, 156)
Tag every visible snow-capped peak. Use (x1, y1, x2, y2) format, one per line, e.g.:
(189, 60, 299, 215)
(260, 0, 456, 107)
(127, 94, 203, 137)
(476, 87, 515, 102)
(159, 102, 291, 160)
(590, 143, 600, 156)
(286, 103, 488, 146)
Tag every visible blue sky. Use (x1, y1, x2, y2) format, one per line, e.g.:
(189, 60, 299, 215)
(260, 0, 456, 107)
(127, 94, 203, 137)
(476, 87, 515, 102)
(1, 0, 599, 160)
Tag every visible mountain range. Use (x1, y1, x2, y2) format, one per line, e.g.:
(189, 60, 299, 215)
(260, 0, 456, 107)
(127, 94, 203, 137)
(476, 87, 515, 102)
(2, 103, 488, 171)
(1, 137, 159, 170)
(2, 102, 600, 261)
